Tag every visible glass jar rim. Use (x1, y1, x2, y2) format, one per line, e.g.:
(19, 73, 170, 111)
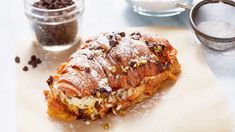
(24, 0, 84, 16)
(24, 0, 84, 24)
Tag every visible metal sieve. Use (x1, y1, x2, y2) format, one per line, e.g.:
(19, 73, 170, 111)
(178, 0, 235, 50)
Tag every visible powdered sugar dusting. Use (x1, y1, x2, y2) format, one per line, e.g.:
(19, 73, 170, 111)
(198, 20, 235, 38)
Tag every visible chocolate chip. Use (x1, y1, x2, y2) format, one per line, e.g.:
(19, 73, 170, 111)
(129, 60, 137, 68)
(31, 55, 37, 61)
(131, 32, 135, 36)
(94, 101, 100, 109)
(131, 32, 141, 40)
(136, 32, 141, 37)
(118, 32, 125, 37)
(145, 41, 149, 45)
(15, 56, 20, 63)
(85, 67, 91, 73)
(36, 58, 42, 64)
(32, 62, 38, 68)
(108, 35, 113, 39)
(46, 76, 53, 86)
(99, 88, 111, 94)
(23, 66, 28, 71)
(109, 40, 118, 47)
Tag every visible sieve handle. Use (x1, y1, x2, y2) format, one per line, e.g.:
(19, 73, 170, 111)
(175, 2, 193, 10)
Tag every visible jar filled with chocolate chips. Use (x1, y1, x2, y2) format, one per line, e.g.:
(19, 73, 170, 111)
(24, 0, 84, 51)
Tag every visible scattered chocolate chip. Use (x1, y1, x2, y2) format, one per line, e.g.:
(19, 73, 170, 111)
(99, 88, 111, 94)
(100, 88, 108, 93)
(103, 123, 110, 130)
(118, 32, 125, 37)
(31, 55, 37, 61)
(28, 55, 42, 68)
(109, 40, 118, 47)
(145, 41, 149, 45)
(23, 66, 28, 71)
(36, 58, 42, 64)
(114, 35, 121, 41)
(136, 32, 141, 37)
(94, 101, 100, 109)
(131, 32, 135, 36)
(32, 62, 38, 68)
(46, 76, 53, 86)
(108, 35, 113, 39)
(85, 67, 91, 73)
(15, 56, 20, 63)
(129, 60, 137, 68)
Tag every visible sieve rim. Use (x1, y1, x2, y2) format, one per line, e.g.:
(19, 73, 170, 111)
(190, 0, 235, 42)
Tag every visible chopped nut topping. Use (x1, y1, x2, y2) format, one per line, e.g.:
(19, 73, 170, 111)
(103, 123, 110, 130)
(116, 105, 122, 111)
(118, 110, 126, 117)
(128, 88, 134, 97)
(121, 66, 129, 74)
(105, 104, 113, 108)
(154, 46, 161, 53)
(108, 66, 117, 74)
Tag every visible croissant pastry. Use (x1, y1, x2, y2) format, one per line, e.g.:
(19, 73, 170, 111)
(44, 32, 181, 121)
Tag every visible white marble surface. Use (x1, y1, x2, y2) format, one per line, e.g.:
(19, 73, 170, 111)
(0, 0, 234, 131)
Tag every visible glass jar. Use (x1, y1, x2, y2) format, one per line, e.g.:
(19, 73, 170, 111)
(24, 0, 84, 51)
(126, 0, 190, 17)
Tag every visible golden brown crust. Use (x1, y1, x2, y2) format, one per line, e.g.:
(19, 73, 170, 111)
(46, 59, 180, 120)
(45, 32, 181, 120)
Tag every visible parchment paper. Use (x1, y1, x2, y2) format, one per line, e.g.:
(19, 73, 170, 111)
(16, 26, 234, 132)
